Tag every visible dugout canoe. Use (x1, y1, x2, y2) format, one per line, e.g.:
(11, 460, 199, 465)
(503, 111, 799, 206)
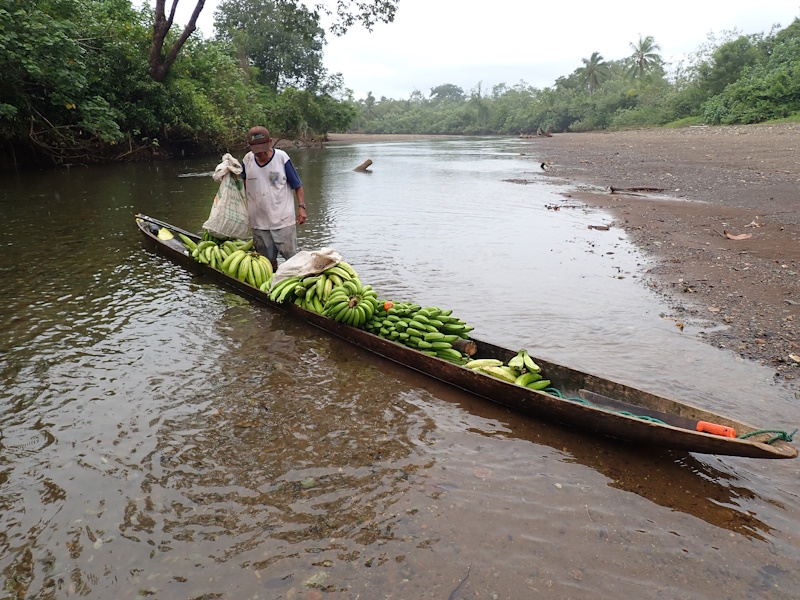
(135, 214, 798, 460)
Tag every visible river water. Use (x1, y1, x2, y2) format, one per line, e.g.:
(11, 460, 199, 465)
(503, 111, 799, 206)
(1, 137, 799, 599)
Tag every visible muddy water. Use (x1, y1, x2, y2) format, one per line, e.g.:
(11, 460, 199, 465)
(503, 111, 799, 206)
(1, 138, 799, 599)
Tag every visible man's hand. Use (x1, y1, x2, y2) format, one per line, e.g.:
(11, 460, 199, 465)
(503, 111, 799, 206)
(297, 206, 307, 225)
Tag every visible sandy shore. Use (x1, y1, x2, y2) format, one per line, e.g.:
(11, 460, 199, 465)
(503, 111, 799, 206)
(327, 127, 800, 389)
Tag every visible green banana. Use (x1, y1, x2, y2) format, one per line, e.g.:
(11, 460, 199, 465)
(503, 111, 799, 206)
(322, 278, 333, 301)
(333, 301, 352, 322)
(315, 273, 327, 300)
(324, 266, 351, 281)
(522, 351, 541, 372)
(277, 278, 299, 303)
(226, 251, 246, 277)
(527, 379, 551, 391)
(336, 261, 358, 278)
(464, 358, 504, 369)
(437, 348, 464, 362)
(237, 254, 252, 281)
(251, 259, 264, 288)
(178, 233, 197, 251)
(478, 366, 518, 383)
(515, 372, 542, 386)
(262, 258, 274, 279)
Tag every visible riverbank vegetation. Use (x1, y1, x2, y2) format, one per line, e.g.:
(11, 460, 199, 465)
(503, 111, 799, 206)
(1, 0, 797, 167)
(353, 18, 800, 135)
(0, 0, 397, 166)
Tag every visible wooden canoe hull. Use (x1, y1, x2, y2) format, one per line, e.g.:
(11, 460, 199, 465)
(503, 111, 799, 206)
(135, 214, 797, 459)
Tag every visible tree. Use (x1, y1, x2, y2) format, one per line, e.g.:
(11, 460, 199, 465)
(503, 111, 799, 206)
(698, 35, 762, 97)
(580, 51, 608, 94)
(320, 0, 400, 36)
(429, 84, 465, 102)
(364, 91, 376, 119)
(215, 0, 325, 91)
(149, 0, 206, 82)
(627, 34, 662, 82)
(148, 0, 399, 82)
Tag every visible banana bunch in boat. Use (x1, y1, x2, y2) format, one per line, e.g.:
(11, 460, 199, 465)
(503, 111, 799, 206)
(364, 302, 475, 364)
(464, 349, 550, 390)
(267, 266, 362, 313)
(177, 233, 274, 289)
(266, 262, 357, 305)
(321, 279, 379, 327)
(267, 261, 377, 326)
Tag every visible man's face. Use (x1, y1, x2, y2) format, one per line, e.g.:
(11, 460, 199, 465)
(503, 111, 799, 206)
(254, 150, 271, 161)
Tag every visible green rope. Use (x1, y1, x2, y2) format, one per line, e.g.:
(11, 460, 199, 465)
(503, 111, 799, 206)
(543, 387, 667, 425)
(737, 428, 797, 445)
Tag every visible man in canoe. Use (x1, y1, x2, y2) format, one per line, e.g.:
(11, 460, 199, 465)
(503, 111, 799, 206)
(241, 126, 307, 271)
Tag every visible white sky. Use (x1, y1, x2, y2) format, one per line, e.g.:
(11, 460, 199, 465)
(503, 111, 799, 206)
(168, 0, 800, 100)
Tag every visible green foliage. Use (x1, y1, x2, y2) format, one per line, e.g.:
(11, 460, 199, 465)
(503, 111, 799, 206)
(430, 84, 466, 103)
(698, 35, 763, 97)
(0, 0, 357, 165)
(356, 17, 800, 135)
(626, 34, 664, 82)
(214, 0, 325, 91)
(580, 52, 608, 94)
(701, 34, 800, 124)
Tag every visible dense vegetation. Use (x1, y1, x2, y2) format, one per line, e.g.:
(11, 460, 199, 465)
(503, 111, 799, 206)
(1, 0, 797, 167)
(353, 19, 800, 135)
(0, 0, 395, 166)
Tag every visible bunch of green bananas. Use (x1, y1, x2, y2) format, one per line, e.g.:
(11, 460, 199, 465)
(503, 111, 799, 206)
(268, 275, 304, 303)
(267, 260, 362, 310)
(221, 249, 273, 289)
(363, 303, 475, 364)
(177, 234, 273, 289)
(463, 351, 549, 389)
(321, 279, 379, 327)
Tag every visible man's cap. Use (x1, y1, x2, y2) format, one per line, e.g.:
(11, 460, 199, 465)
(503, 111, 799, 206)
(247, 126, 271, 152)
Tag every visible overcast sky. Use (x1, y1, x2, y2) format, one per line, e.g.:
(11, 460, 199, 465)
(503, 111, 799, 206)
(171, 0, 799, 100)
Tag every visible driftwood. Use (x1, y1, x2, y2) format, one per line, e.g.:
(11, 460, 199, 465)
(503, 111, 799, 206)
(354, 159, 373, 172)
(452, 338, 477, 357)
(609, 186, 665, 194)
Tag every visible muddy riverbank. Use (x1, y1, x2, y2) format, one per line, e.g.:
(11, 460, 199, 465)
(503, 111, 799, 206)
(528, 124, 800, 389)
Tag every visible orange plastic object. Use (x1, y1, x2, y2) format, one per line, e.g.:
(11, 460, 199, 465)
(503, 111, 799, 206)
(383, 301, 394, 310)
(696, 421, 736, 438)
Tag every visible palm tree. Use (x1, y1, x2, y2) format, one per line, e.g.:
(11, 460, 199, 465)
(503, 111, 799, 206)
(627, 34, 662, 81)
(580, 51, 608, 94)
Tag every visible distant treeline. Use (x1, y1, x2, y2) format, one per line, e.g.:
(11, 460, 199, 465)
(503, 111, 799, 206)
(351, 19, 800, 135)
(1, 0, 797, 167)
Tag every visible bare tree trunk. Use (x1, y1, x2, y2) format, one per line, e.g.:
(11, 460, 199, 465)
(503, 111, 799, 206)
(148, 0, 206, 82)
